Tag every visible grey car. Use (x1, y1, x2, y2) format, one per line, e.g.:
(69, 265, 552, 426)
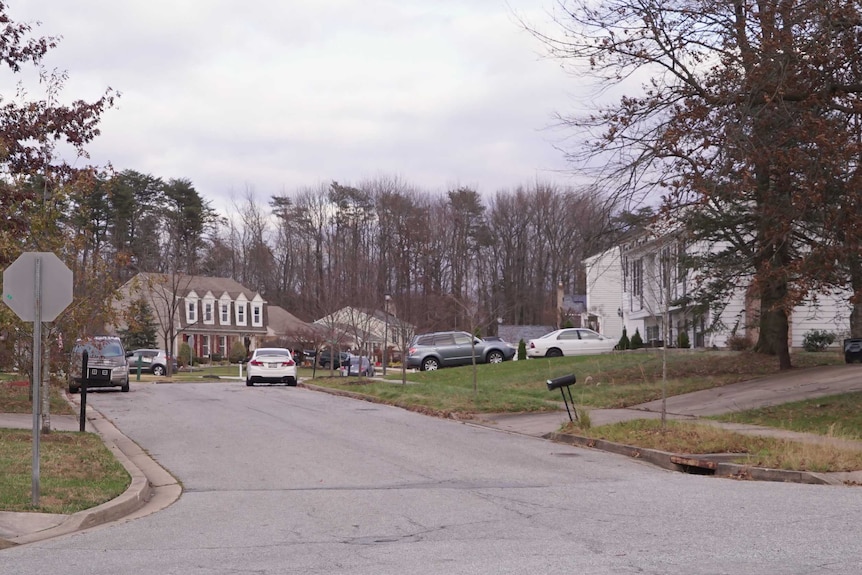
(69, 336, 133, 393)
(127, 349, 178, 376)
(405, 330, 516, 371)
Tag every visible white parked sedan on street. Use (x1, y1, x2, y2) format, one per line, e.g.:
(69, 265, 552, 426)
(245, 347, 298, 386)
(527, 328, 617, 358)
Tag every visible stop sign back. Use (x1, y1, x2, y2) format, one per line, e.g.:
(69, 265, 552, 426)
(3, 252, 73, 322)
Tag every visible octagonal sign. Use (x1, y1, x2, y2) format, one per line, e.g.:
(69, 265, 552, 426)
(3, 252, 73, 322)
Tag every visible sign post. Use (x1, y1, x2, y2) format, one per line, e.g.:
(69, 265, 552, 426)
(3, 252, 73, 506)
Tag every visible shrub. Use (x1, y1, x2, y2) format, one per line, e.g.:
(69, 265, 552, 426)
(616, 327, 630, 350)
(178, 342, 192, 367)
(630, 328, 644, 349)
(803, 330, 836, 352)
(726, 333, 753, 351)
(677, 330, 691, 349)
(517, 339, 527, 361)
(229, 341, 247, 363)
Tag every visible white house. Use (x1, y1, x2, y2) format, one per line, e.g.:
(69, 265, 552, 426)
(586, 225, 852, 349)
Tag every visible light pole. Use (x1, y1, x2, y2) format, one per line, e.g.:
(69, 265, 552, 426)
(383, 293, 391, 376)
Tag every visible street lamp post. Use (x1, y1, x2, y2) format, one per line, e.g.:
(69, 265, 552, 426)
(383, 293, 391, 376)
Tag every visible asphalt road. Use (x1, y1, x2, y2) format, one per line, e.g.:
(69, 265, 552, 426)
(5, 380, 862, 574)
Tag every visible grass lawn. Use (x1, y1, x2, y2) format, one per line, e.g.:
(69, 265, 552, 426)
(0, 427, 129, 514)
(311, 349, 847, 412)
(714, 392, 862, 440)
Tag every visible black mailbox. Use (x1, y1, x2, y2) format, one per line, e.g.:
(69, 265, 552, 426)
(546, 373, 576, 390)
(546, 373, 578, 423)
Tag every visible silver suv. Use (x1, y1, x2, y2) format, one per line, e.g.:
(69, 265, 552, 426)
(128, 349, 178, 376)
(405, 330, 516, 371)
(69, 336, 133, 393)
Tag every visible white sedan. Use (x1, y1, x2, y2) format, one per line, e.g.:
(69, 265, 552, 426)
(245, 348, 298, 386)
(527, 328, 617, 358)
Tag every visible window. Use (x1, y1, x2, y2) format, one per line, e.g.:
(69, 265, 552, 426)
(187, 301, 197, 323)
(218, 336, 227, 357)
(204, 302, 213, 322)
(202, 335, 210, 356)
(646, 325, 660, 342)
(220, 303, 230, 324)
(252, 304, 262, 327)
(434, 333, 456, 346)
(452, 333, 472, 346)
(236, 303, 246, 325)
(622, 257, 629, 291)
(632, 259, 643, 297)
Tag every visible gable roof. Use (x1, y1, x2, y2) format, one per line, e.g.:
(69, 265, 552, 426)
(267, 305, 318, 337)
(129, 272, 264, 301)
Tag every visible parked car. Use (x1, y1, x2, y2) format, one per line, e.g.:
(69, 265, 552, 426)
(318, 350, 350, 369)
(845, 338, 862, 363)
(526, 328, 616, 358)
(406, 330, 516, 371)
(69, 336, 133, 393)
(127, 348, 178, 376)
(245, 347, 297, 386)
(346, 354, 375, 377)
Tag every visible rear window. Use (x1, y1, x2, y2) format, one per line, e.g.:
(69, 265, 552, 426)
(75, 341, 123, 357)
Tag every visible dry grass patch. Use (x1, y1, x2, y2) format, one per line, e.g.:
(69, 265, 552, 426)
(564, 419, 862, 472)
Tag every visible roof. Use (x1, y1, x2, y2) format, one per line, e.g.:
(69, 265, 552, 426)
(129, 272, 264, 301)
(267, 305, 319, 337)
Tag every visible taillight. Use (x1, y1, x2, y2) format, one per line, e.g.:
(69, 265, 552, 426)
(283, 360, 295, 367)
(529, 342, 535, 348)
(408, 347, 417, 355)
(250, 360, 263, 366)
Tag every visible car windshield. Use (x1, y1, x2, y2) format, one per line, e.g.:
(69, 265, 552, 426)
(76, 342, 123, 357)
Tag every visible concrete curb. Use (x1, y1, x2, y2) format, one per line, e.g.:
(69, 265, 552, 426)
(545, 432, 841, 485)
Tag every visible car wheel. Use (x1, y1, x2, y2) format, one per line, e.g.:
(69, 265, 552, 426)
(487, 350, 504, 364)
(68, 383, 80, 394)
(121, 379, 130, 392)
(421, 357, 439, 371)
(546, 348, 563, 358)
(287, 377, 297, 387)
(246, 379, 253, 387)
(152, 364, 166, 376)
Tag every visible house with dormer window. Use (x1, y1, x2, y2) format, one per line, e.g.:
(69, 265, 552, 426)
(113, 273, 275, 361)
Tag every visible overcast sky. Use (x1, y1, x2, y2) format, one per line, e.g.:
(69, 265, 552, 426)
(11, 1, 590, 213)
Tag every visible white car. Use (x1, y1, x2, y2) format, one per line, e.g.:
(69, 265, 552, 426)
(245, 347, 298, 386)
(527, 328, 617, 358)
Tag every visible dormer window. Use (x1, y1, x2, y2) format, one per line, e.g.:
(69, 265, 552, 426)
(220, 302, 230, 324)
(187, 301, 197, 323)
(204, 302, 213, 323)
(236, 302, 246, 325)
(252, 304, 263, 327)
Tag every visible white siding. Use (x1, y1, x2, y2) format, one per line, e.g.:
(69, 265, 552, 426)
(585, 247, 623, 339)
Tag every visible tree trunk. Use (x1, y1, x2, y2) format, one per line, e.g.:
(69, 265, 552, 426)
(754, 289, 793, 370)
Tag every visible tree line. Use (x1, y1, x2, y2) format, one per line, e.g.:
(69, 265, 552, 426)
(69, 173, 619, 335)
